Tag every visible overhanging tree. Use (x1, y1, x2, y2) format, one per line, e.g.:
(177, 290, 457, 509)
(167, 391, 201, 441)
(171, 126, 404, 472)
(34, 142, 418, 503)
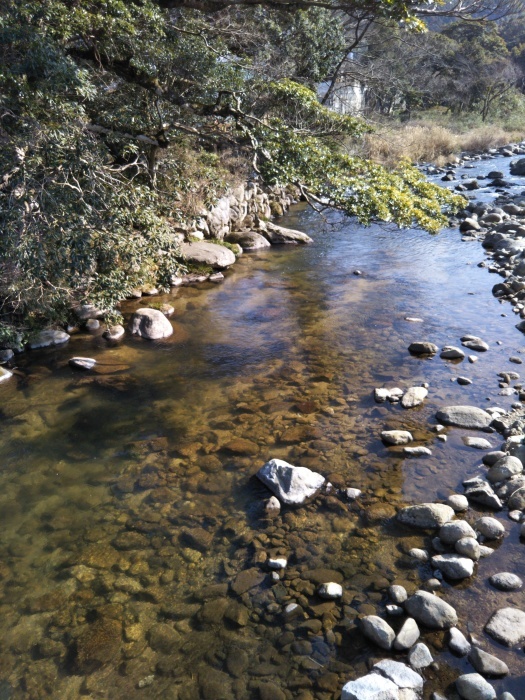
(0, 0, 469, 345)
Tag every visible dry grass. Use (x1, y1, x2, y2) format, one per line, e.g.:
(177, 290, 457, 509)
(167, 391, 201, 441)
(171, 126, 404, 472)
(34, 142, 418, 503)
(360, 122, 525, 167)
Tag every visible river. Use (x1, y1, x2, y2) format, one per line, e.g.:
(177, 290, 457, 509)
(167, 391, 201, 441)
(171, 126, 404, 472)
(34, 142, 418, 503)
(1, 155, 525, 698)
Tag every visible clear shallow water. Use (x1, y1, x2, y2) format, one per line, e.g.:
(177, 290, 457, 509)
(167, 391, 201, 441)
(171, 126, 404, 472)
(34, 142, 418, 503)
(1, 195, 525, 697)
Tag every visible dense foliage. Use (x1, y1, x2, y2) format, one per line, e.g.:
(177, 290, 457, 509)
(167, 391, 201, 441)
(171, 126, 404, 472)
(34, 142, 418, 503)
(0, 0, 466, 344)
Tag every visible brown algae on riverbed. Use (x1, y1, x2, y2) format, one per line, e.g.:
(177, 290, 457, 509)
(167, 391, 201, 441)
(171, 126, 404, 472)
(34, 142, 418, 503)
(1, 205, 525, 697)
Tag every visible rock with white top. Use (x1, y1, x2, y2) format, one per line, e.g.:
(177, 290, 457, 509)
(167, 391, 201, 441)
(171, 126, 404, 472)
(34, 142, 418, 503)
(456, 673, 496, 700)
(268, 558, 287, 570)
(69, 357, 96, 371)
(375, 388, 391, 403)
(435, 406, 493, 430)
(485, 607, 525, 646)
(359, 615, 396, 650)
(382, 430, 413, 446)
(180, 240, 236, 269)
(397, 504, 454, 529)
(256, 458, 325, 506)
(449, 627, 471, 656)
(401, 387, 428, 408)
(317, 582, 343, 599)
(341, 674, 399, 700)
(404, 590, 458, 629)
(404, 446, 432, 456)
(440, 346, 465, 360)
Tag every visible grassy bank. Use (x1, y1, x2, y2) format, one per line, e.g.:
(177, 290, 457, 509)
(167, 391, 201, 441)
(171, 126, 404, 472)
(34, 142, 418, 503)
(360, 116, 525, 167)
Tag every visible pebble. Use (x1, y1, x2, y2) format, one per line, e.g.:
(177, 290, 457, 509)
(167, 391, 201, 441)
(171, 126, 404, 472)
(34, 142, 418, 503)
(489, 572, 523, 591)
(479, 545, 494, 557)
(389, 585, 407, 604)
(386, 604, 404, 616)
(405, 317, 424, 322)
(374, 388, 390, 403)
(449, 627, 471, 656)
(521, 521, 525, 537)
(408, 642, 433, 669)
(508, 509, 522, 522)
(469, 355, 478, 363)
(343, 487, 362, 500)
(409, 341, 438, 355)
(431, 553, 474, 579)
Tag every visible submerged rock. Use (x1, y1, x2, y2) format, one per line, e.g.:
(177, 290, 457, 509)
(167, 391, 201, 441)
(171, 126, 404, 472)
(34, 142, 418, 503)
(256, 458, 325, 505)
(468, 647, 509, 677)
(489, 572, 523, 591)
(435, 406, 493, 430)
(397, 503, 454, 529)
(69, 357, 96, 371)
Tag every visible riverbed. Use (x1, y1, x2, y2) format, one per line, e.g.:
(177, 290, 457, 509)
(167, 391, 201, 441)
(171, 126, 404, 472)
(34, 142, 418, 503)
(1, 158, 525, 698)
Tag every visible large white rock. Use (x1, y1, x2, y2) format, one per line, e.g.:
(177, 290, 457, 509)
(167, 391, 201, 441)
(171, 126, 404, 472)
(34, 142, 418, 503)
(456, 673, 496, 700)
(225, 231, 271, 250)
(431, 554, 475, 579)
(397, 504, 454, 529)
(256, 458, 325, 505)
(401, 387, 428, 408)
(180, 241, 236, 269)
(485, 607, 525, 646)
(372, 660, 423, 691)
(129, 308, 173, 340)
(342, 674, 399, 700)
(262, 222, 313, 245)
(435, 406, 493, 430)
(27, 329, 70, 349)
(404, 590, 458, 629)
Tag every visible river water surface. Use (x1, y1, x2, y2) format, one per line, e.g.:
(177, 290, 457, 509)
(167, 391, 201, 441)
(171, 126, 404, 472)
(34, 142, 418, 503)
(1, 176, 525, 698)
